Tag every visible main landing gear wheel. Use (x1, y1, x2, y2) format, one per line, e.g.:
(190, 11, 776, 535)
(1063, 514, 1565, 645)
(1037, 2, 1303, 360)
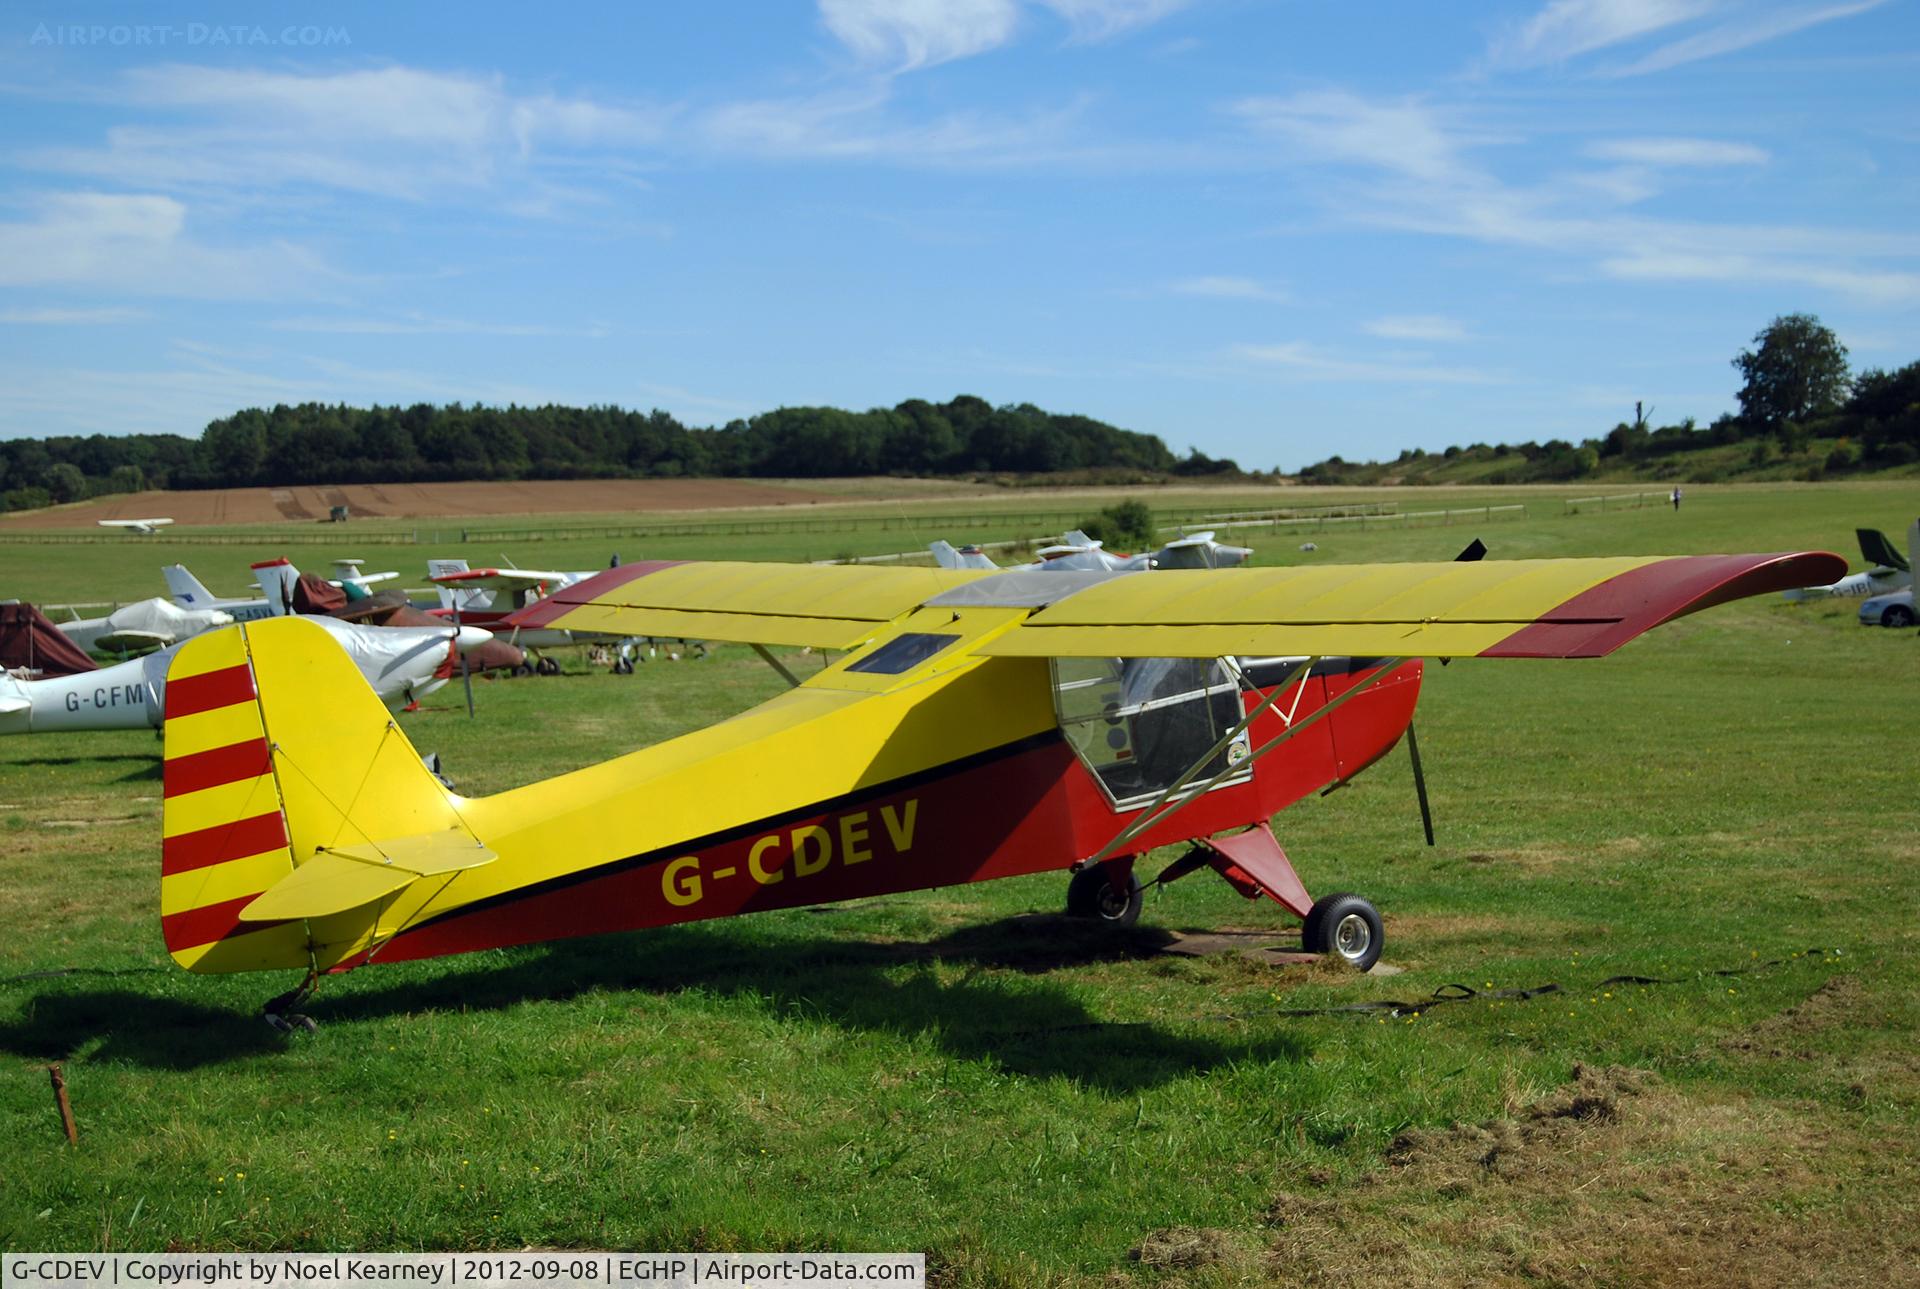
(535, 656, 563, 676)
(1066, 865, 1144, 928)
(611, 657, 634, 675)
(1302, 892, 1384, 972)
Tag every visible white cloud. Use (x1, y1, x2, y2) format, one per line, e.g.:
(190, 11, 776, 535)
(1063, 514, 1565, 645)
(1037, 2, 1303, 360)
(817, 0, 1190, 70)
(1230, 87, 1920, 306)
(269, 313, 606, 338)
(1600, 251, 1920, 303)
(1037, 0, 1195, 42)
(0, 306, 147, 325)
(697, 88, 1094, 164)
(1363, 315, 1471, 342)
(1490, 0, 1714, 67)
(819, 0, 1022, 70)
(1605, 0, 1889, 76)
(1232, 91, 1465, 182)
(1586, 137, 1769, 166)
(1230, 341, 1498, 384)
(1170, 276, 1288, 302)
(0, 192, 331, 297)
(23, 64, 671, 207)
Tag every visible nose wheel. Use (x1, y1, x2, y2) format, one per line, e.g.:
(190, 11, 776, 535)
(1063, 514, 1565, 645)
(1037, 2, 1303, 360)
(1302, 892, 1384, 971)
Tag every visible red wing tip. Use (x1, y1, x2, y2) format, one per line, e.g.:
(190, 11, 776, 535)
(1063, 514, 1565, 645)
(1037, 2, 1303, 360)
(500, 559, 689, 629)
(1480, 550, 1849, 659)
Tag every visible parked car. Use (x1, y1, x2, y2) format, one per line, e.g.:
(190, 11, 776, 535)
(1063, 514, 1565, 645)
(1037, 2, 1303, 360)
(1859, 587, 1916, 627)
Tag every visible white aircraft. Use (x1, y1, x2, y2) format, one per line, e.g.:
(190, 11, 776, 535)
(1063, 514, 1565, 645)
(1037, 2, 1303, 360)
(1782, 527, 1912, 600)
(931, 529, 1253, 574)
(164, 557, 398, 620)
(96, 518, 173, 535)
(58, 598, 234, 655)
(0, 615, 495, 735)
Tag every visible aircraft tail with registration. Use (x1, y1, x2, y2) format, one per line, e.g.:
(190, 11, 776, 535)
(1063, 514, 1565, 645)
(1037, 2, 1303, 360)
(160, 549, 1846, 1005)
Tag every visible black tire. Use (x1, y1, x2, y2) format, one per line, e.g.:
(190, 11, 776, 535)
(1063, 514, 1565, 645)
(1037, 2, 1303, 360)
(1302, 892, 1383, 971)
(511, 662, 534, 678)
(1066, 864, 1144, 928)
(1882, 603, 1916, 628)
(536, 656, 562, 676)
(612, 657, 634, 675)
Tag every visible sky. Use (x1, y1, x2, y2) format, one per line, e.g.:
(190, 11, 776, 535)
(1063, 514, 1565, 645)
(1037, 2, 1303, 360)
(0, 1, 1915, 470)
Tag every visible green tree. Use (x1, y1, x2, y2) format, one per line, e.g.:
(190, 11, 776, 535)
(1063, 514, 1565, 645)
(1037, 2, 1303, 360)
(1732, 313, 1850, 428)
(42, 462, 87, 503)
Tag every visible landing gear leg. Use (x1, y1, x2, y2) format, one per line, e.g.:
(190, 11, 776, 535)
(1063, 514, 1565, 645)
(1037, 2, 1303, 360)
(263, 970, 320, 1034)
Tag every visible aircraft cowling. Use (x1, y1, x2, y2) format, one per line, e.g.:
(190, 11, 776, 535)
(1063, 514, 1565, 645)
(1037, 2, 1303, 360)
(349, 601, 526, 672)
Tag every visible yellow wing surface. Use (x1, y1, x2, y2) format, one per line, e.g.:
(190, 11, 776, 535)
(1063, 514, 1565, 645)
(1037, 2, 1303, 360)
(509, 552, 1844, 660)
(509, 559, 994, 648)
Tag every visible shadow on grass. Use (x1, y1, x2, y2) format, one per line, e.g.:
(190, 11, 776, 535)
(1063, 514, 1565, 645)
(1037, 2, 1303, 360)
(0, 752, 160, 770)
(0, 916, 1308, 1089)
(0, 989, 284, 1069)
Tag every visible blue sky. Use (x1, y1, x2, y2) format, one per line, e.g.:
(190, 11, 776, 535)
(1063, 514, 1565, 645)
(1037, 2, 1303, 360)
(1, 0, 1915, 470)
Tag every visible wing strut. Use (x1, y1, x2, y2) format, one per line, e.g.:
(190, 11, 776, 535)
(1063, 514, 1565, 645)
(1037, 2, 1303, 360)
(1078, 657, 1407, 872)
(752, 642, 801, 688)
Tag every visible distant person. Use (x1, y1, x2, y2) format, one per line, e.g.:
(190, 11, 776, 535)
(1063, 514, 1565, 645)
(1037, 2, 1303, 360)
(1670, 487, 1682, 511)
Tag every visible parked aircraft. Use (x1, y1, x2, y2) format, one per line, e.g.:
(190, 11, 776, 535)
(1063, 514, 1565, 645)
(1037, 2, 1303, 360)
(932, 529, 1252, 573)
(58, 598, 233, 655)
(165, 558, 398, 620)
(0, 614, 494, 735)
(426, 559, 701, 669)
(144, 547, 1843, 1029)
(1782, 527, 1912, 600)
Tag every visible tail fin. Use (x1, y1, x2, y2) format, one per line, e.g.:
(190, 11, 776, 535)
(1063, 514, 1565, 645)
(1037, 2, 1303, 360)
(163, 563, 219, 607)
(250, 559, 299, 616)
(1857, 528, 1910, 573)
(161, 618, 487, 975)
(426, 558, 482, 611)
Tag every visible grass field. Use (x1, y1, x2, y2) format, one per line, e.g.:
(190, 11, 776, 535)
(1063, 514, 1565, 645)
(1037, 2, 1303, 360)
(1, 482, 1916, 1284)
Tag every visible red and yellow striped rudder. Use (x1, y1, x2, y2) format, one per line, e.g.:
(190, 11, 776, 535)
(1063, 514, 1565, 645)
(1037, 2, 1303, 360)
(160, 625, 309, 973)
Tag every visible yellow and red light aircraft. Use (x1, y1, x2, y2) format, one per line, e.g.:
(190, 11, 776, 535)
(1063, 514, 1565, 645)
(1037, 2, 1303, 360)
(154, 549, 1842, 1027)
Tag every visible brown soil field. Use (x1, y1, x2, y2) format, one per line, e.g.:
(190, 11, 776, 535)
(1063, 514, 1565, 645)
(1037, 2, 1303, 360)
(4, 478, 852, 528)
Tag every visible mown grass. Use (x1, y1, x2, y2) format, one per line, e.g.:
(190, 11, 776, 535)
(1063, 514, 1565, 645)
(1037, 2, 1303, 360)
(0, 483, 1915, 1283)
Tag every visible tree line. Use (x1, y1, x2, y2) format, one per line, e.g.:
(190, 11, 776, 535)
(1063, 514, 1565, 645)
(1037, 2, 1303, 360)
(1301, 314, 1920, 485)
(0, 395, 1233, 513)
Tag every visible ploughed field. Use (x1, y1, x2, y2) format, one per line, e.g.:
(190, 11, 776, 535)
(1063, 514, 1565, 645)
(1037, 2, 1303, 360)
(1, 478, 863, 529)
(0, 481, 1913, 1284)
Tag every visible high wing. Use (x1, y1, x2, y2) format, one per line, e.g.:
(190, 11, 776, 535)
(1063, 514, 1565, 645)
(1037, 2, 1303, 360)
(976, 552, 1844, 659)
(506, 552, 1842, 659)
(430, 567, 576, 591)
(506, 560, 994, 648)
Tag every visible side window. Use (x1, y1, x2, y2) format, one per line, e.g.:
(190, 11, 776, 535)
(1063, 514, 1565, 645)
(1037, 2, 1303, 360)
(1052, 657, 1251, 809)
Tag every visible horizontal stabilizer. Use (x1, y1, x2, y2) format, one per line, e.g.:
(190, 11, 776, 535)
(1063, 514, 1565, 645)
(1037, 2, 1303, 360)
(241, 830, 496, 921)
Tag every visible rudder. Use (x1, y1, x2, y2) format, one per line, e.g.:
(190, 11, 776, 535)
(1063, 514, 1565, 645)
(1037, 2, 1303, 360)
(162, 617, 476, 975)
